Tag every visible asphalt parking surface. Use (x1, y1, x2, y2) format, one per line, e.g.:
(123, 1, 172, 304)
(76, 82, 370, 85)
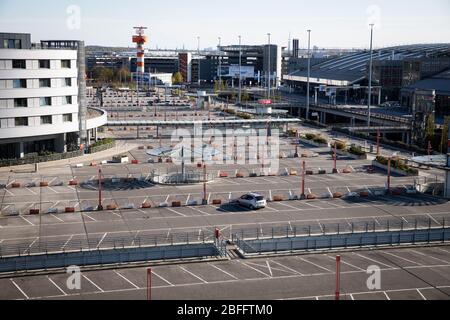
(1, 245, 449, 300)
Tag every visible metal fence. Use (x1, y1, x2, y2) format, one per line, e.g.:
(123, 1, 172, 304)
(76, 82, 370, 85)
(231, 216, 448, 243)
(233, 217, 449, 256)
(0, 230, 216, 258)
(0, 242, 225, 274)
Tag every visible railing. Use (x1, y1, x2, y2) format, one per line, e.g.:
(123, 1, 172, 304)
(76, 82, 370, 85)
(233, 217, 449, 256)
(0, 230, 215, 258)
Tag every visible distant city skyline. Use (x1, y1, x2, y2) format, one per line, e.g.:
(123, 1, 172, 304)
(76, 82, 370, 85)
(0, 0, 449, 50)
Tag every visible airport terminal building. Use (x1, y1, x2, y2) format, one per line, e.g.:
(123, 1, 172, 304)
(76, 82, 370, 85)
(0, 33, 107, 159)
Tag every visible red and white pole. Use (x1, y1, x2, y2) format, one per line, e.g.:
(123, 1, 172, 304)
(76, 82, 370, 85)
(333, 143, 337, 173)
(335, 255, 341, 300)
(376, 129, 380, 156)
(301, 161, 306, 199)
(387, 157, 391, 194)
(98, 168, 103, 211)
(203, 161, 207, 205)
(147, 268, 152, 301)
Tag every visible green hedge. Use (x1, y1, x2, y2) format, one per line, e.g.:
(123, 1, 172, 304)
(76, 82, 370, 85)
(375, 156, 418, 175)
(90, 138, 115, 149)
(348, 145, 366, 156)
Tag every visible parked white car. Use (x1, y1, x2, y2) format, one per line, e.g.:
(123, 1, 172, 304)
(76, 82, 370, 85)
(237, 193, 267, 210)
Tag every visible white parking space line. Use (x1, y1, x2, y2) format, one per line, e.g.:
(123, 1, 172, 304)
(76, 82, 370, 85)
(97, 233, 108, 248)
(82, 275, 104, 292)
(270, 260, 304, 276)
(47, 186, 59, 194)
(276, 202, 302, 210)
(113, 270, 140, 289)
(416, 289, 427, 300)
(426, 214, 440, 226)
(82, 213, 97, 222)
(179, 266, 208, 283)
(50, 214, 64, 223)
(190, 206, 211, 216)
(209, 264, 239, 280)
(326, 255, 365, 272)
(408, 249, 450, 264)
(25, 188, 37, 195)
(4, 189, 14, 196)
(382, 251, 423, 266)
(240, 261, 271, 278)
(303, 202, 322, 209)
(19, 216, 35, 226)
(151, 270, 175, 286)
(10, 279, 29, 299)
(298, 257, 333, 273)
(47, 276, 67, 296)
(61, 235, 74, 250)
(166, 208, 187, 217)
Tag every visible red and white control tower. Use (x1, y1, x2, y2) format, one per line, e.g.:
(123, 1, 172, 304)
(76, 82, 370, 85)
(132, 27, 148, 80)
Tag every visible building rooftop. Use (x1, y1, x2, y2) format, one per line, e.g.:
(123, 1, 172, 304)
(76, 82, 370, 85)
(284, 43, 450, 86)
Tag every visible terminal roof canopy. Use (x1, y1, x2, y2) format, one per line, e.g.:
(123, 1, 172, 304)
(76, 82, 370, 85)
(284, 44, 450, 86)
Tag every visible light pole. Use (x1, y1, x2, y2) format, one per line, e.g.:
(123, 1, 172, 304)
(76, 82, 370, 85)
(367, 24, 374, 127)
(306, 29, 311, 121)
(197, 36, 201, 86)
(387, 152, 399, 194)
(267, 33, 271, 99)
(238, 35, 242, 106)
(218, 37, 222, 89)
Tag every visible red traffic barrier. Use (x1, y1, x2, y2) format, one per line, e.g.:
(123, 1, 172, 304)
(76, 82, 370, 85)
(11, 183, 21, 188)
(106, 204, 118, 210)
(131, 160, 139, 164)
(65, 207, 75, 213)
(40, 182, 49, 187)
(172, 201, 182, 208)
(219, 172, 228, 178)
(236, 173, 245, 178)
(141, 202, 152, 209)
(359, 191, 370, 197)
(69, 180, 78, 186)
(212, 199, 222, 205)
(29, 209, 40, 215)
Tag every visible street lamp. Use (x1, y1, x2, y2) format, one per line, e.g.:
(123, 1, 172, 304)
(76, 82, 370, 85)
(367, 24, 375, 127)
(238, 35, 242, 106)
(218, 37, 222, 88)
(306, 29, 311, 121)
(387, 152, 399, 194)
(197, 36, 201, 86)
(267, 33, 271, 99)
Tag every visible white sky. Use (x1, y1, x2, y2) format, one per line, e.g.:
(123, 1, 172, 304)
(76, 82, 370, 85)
(0, 0, 449, 49)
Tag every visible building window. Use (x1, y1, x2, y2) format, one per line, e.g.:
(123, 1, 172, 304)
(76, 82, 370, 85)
(13, 79, 27, 89)
(39, 60, 50, 69)
(40, 115, 52, 125)
(40, 97, 51, 106)
(63, 114, 73, 122)
(63, 78, 72, 87)
(63, 96, 72, 105)
(3, 39, 21, 49)
(15, 117, 28, 126)
(61, 60, 71, 69)
(14, 98, 28, 108)
(12, 60, 26, 69)
(39, 78, 51, 88)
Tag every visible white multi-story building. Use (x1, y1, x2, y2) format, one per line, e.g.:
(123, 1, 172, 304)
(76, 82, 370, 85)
(0, 33, 107, 159)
